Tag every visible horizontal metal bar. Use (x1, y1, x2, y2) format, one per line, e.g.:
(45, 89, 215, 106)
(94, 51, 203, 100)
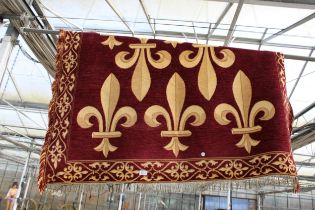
(1, 99, 46, 129)
(22, 27, 59, 34)
(0, 134, 40, 154)
(0, 151, 27, 165)
(0, 123, 47, 131)
(17, 25, 314, 50)
(295, 161, 315, 167)
(209, 0, 315, 9)
(263, 12, 315, 43)
(292, 129, 315, 150)
(294, 153, 315, 157)
(0, 101, 48, 112)
(293, 122, 315, 133)
(16, 27, 315, 61)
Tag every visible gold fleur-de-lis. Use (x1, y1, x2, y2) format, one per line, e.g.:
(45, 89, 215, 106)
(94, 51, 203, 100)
(180, 45, 235, 101)
(115, 38, 171, 101)
(214, 70, 275, 153)
(77, 74, 137, 158)
(101, 36, 122, 50)
(144, 73, 206, 157)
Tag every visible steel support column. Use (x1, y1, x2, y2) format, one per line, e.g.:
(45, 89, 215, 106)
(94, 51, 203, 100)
(104, 0, 134, 35)
(207, 2, 233, 43)
(198, 192, 202, 210)
(118, 184, 125, 210)
(224, 0, 244, 46)
(137, 193, 142, 210)
(78, 185, 85, 210)
(139, 0, 155, 35)
(227, 182, 232, 210)
(12, 139, 33, 210)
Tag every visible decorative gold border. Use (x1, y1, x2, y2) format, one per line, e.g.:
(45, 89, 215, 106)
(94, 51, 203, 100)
(39, 30, 81, 191)
(276, 52, 293, 133)
(39, 31, 297, 192)
(51, 151, 296, 184)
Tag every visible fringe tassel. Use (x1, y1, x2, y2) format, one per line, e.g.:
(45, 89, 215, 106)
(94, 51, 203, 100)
(38, 30, 66, 193)
(43, 175, 297, 194)
(38, 143, 48, 193)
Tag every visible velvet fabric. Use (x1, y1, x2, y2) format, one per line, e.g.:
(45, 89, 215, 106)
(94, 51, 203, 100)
(38, 30, 296, 191)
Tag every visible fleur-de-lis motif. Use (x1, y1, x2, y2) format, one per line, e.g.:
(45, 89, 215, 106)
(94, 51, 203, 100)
(77, 74, 137, 158)
(214, 70, 275, 153)
(144, 73, 206, 157)
(180, 45, 235, 101)
(115, 38, 171, 101)
(101, 36, 122, 50)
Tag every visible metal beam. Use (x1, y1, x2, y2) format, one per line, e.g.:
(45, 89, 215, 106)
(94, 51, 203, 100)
(0, 129, 45, 140)
(207, 2, 233, 43)
(224, 0, 244, 46)
(0, 101, 48, 111)
(0, 132, 43, 146)
(1, 125, 33, 140)
(0, 134, 40, 154)
(294, 102, 315, 120)
(289, 49, 314, 99)
(262, 183, 315, 195)
(295, 161, 315, 167)
(6, 67, 24, 103)
(263, 12, 315, 43)
(192, 22, 198, 44)
(258, 28, 268, 50)
(20, 26, 315, 56)
(0, 151, 28, 165)
(292, 129, 315, 150)
(104, 0, 134, 35)
(0, 130, 43, 145)
(1, 99, 46, 129)
(294, 152, 315, 157)
(0, 144, 41, 153)
(0, 24, 18, 87)
(139, 0, 155, 35)
(208, 0, 315, 9)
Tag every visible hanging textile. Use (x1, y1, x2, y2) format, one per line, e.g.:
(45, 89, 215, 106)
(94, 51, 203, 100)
(39, 30, 297, 192)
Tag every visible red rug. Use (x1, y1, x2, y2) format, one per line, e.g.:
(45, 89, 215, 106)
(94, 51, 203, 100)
(38, 30, 297, 192)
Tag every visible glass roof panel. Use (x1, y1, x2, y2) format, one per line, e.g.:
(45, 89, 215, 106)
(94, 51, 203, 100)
(0, 109, 21, 126)
(0, 37, 52, 106)
(290, 71, 315, 114)
(274, 17, 315, 47)
(230, 43, 259, 50)
(233, 25, 266, 40)
(0, 74, 22, 103)
(41, 0, 127, 31)
(230, 5, 314, 28)
(0, 108, 46, 138)
(147, 0, 229, 23)
(260, 45, 312, 57)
